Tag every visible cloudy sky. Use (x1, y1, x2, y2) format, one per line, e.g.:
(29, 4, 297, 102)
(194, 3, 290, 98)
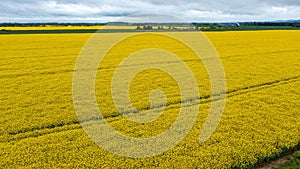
(0, 0, 299, 23)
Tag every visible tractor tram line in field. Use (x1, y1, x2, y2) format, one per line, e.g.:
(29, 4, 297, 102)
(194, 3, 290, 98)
(2, 75, 299, 144)
(1, 77, 299, 168)
(1, 48, 299, 81)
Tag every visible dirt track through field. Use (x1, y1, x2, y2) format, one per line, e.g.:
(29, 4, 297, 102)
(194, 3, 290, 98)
(255, 148, 300, 169)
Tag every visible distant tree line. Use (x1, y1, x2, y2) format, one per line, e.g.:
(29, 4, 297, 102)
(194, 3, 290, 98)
(192, 21, 300, 27)
(241, 22, 300, 27)
(1, 21, 299, 27)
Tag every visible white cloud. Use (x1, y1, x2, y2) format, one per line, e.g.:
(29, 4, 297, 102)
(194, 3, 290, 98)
(183, 10, 236, 20)
(271, 6, 288, 13)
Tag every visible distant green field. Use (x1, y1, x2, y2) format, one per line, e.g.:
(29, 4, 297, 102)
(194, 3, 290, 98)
(0, 29, 99, 34)
(200, 25, 300, 31)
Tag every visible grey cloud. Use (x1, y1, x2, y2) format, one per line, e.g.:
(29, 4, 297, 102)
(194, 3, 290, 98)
(0, 0, 299, 22)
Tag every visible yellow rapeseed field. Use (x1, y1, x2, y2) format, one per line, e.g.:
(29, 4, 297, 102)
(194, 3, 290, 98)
(0, 30, 299, 168)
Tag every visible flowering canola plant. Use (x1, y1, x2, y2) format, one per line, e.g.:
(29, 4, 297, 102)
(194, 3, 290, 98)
(0, 30, 299, 168)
